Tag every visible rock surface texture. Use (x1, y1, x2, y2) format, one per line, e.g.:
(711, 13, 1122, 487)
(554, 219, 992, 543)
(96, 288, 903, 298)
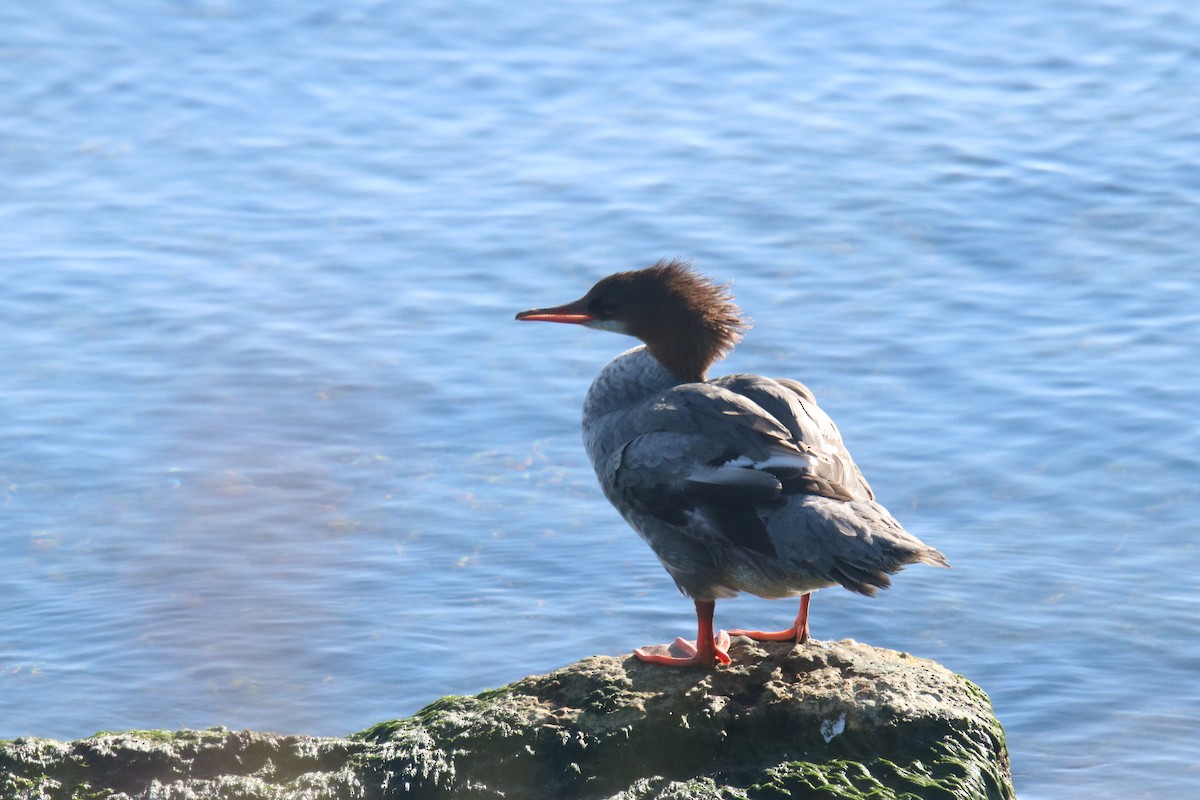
(1, 638, 1015, 800)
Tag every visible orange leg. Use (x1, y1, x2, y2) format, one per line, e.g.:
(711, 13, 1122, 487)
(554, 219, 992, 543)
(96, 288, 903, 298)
(729, 593, 812, 644)
(633, 599, 732, 667)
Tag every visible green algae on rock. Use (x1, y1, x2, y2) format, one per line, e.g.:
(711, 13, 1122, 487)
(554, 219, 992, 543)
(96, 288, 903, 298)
(0, 638, 1014, 800)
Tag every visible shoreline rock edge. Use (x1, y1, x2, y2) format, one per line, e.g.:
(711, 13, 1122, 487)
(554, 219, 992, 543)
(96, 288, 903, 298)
(1, 638, 1015, 800)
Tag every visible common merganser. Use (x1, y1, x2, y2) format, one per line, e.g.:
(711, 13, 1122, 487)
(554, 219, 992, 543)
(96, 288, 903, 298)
(516, 259, 948, 667)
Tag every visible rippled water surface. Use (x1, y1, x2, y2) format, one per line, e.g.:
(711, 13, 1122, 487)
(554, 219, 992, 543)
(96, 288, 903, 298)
(3, 3, 1199, 797)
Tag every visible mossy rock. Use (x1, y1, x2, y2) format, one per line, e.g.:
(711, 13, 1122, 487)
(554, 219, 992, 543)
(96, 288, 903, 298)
(0, 639, 1014, 800)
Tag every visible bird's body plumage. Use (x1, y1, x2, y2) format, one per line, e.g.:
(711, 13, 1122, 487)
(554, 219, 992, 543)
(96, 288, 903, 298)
(582, 345, 945, 605)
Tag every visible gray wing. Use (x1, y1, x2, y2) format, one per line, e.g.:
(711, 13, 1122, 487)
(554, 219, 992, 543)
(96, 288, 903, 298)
(710, 374, 874, 500)
(606, 382, 842, 559)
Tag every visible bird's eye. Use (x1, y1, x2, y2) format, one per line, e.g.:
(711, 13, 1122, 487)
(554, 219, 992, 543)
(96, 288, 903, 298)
(589, 298, 617, 318)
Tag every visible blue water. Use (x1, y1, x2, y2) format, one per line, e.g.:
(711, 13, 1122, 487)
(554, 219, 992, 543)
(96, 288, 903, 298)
(3, 2, 1199, 797)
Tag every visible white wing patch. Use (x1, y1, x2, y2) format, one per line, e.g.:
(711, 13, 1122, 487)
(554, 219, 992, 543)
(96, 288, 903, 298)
(683, 448, 819, 498)
(726, 449, 819, 473)
(685, 464, 781, 491)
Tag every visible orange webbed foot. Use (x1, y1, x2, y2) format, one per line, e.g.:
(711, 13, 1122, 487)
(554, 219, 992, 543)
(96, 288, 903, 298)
(633, 631, 732, 667)
(729, 594, 812, 644)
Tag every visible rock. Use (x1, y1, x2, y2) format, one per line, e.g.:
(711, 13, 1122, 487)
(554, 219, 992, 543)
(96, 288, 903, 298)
(0, 638, 1015, 800)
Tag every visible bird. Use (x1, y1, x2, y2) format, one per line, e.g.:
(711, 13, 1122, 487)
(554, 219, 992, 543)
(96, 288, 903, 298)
(515, 258, 948, 667)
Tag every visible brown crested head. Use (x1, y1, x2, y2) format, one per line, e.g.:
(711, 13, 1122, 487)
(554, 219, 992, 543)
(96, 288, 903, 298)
(575, 258, 747, 381)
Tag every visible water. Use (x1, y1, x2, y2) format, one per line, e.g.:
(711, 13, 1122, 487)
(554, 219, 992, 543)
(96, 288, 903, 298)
(2, 2, 1199, 797)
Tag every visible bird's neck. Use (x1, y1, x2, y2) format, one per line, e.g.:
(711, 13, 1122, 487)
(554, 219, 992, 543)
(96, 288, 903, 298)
(631, 314, 727, 384)
(644, 339, 712, 384)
